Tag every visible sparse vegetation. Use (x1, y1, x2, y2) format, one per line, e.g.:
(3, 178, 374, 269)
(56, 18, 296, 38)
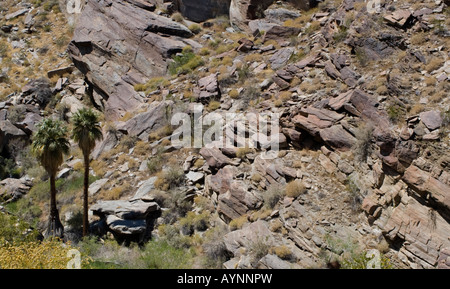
(168, 46, 204, 75)
(353, 122, 373, 163)
(285, 180, 307, 198)
(1, 0, 446, 270)
(263, 184, 285, 209)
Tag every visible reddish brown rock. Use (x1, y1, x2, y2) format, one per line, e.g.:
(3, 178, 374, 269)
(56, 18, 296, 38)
(382, 196, 450, 268)
(403, 165, 450, 212)
(319, 125, 356, 152)
(218, 180, 262, 222)
(68, 0, 195, 120)
(384, 9, 413, 28)
(200, 147, 239, 169)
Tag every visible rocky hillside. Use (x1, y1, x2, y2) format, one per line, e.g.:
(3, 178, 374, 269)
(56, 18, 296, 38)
(0, 0, 449, 269)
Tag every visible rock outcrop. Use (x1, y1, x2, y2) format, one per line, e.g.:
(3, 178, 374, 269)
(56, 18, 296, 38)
(91, 198, 160, 244)
(175, 0, 231, 22)
(68, 0, 196, 120)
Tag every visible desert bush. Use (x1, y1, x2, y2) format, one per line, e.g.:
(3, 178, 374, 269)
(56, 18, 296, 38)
(353, 122, 373, 163)
(341, 250, 393, 269)
(189, 24, 202, 34)
(346, 176, 362, 213)
(236, 147, 254, 159)
(285, 180, 307, 198)
(172, 12, 184, 22)
(168, 46, 204, 75)
(262, 184, 285, 209)
(270, 245, 293, 261)
(426, 57, 444, 73)
(201, 223, 230, 268)
(155, 165, 185, 191)
(207, 100, 221, 111)
(305, 21, 321, 35)
(0, 213, 40, 243)
(229, 89, 239, 99)
(229, 214, 248, 231)
(249, 237, 270, 261)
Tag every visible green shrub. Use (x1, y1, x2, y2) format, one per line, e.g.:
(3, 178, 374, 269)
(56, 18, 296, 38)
(0, 212, 40, 243)
(387, 104, 404, 123)
(168, 47, 204, 75)
(188, 24, 202, 34)
(141, 240, 193, 269)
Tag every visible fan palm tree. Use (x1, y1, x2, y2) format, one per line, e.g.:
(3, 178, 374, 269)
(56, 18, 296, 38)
(71, 108, 103, 237)
(32, 118, 70, 238)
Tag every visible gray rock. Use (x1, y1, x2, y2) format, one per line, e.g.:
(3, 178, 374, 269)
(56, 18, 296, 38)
(0, 177, 33, 203)
(106, 215, 147, 235)
(91, 199, 159, 220)
(120, 101, 171, 140)
(319, 125, 356, 152)
(176, 0, 230, 22)
(420, 110, 443, 131)
(265, 8, 301, 23)
(200, 147, 239, 169)
(269, 47, 295, 70)
(258, 254, 292, 269)
(0, 120, 29, 158)
(197, 73, 221, 103)
(88, 178, 109, 196)
(68, 0, 196, 120)
(132, 177, 158, 201)
(5, 8, 29, 20)
(223, 220, 275, 257)
(186, 171, 204, 183)
(57, 168, 72, 179)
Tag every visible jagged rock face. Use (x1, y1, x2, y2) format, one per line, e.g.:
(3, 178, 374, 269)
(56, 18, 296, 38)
(230, 0, 274, 31)
(68, 0, 194, 120)
(175, 0, 231, 22)
(230, 0, 317, 31)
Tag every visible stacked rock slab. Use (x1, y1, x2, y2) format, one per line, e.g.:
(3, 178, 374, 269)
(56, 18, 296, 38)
(68, 0, 195, 120)
(91, 199, 160, 244)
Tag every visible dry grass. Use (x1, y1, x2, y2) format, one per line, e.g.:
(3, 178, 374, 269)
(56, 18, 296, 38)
(270, 245, 293, 261)
(0, 1, 73, 98)
(285, 180, 307, 198)
(426, 58, 444, 73)
(229, 214, 248, 231)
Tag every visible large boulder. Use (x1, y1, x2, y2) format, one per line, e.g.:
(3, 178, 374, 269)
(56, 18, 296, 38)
(230, 0, 274, 31)
(403, 165, 450, 213)
(0, 177, 33, 203)
(68, 0, 195, 120)
(19, 78, 53, 108)
(118, 101, 171, 141)
(91, 198, 160, 243)
(175, 0, 231, 22)
(217, 180, 262, 222)
(223, 220, 275, 257)
(0, 120, 30, 158)
(382, 195, 450, 268)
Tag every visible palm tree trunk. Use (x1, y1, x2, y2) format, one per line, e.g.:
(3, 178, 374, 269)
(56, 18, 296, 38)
(83, 153, 90, 237)
(47, 173, 64, 238)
